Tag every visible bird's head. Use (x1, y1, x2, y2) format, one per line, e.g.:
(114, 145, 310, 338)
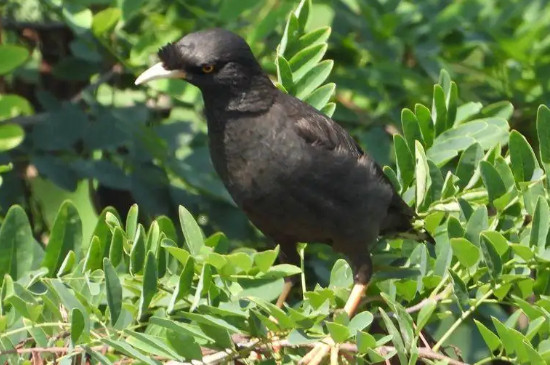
(135, 29, 264, 91)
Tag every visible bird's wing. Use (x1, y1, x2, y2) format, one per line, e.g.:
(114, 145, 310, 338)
(289, 94, 417, 226)
(291, 102, 364, 158)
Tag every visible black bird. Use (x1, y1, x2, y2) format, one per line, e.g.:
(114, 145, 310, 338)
(136, 28, 431, 363)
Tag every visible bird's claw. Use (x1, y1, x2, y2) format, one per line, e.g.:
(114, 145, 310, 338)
(299, 337, 338, 365)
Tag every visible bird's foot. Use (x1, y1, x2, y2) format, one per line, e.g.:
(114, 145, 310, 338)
(299, 337, 338, 365)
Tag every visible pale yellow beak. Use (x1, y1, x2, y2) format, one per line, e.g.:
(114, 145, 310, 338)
(134, 62, 186, 85)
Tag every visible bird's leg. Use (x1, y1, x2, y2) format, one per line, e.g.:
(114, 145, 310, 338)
(276, 278, 294, 308)
(300, 261, 372, 365)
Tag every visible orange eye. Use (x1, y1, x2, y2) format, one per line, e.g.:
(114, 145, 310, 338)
(202, 65, 215, 73)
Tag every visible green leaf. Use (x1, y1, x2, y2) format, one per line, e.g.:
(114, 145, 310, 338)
(289, 43, 327, 81)
(103, 258, 122, 325)
(480, 234, 503, 280)
(432, 85, 447, 136)
(449, 270, 469, 311)
(254, 246, 279, 273)
(57, 250, 76, 276)
(446, 82, 458, 127)
(278, 13, 298, 55)
(510, 243, 534, 261)
(0, 94, 33, 120)
(415, 141, 431, 211)
(125, 330, 180, 359)
(92, 7, 121, 36)
(0, 206, 39, 286)
(456, 102, 482, 123)
(265, 263, 301, 278)
(494, 156, 516, 192)
(146, 221, 160, 254)
(474, 319, 501, 352)
(530, 196, 550, 252)
(109, 227, 124, 267)
(321, 102, 336, 117)
(168, 257, 194, 313)
(71, 307, 85, 345)
(394, 135, 414, 189)
(249, 296, 295, 329)
(303, 82, 335, 110)
(434, 236, 452, 277)
(465, 206, 488, 245)
(179, 205, 204, 256)
(130, 225, 146, 275)
(150, 317, 214, 342)
(0, 45, 29, 75)
(190, 264, 211, 312)
(163, 244, 190, 266)
(84, 236, 103, 272)
(276, 56, 293, 90)
(138, 251, 158, 320)
(0, 124, 24, 151)
(480, 231, 509, 257)
(178, 311, 242, 333)
(62, 4, 92, 34)
(91, 207, 117, 258)
(537, 105, 550, 169)
(348, 311, 373, 334)
(416, 300, 436, 332)
(326, 321, 350, 343)
(356, 331, 377, 353)
(102, 339, 158, 365)
(456, 143, 483, 188)
(287, 27, 331, 56)
(383, 166, 401, 191)
(295, 0, 310, 29)
(401, 108, 423, 150)
(509, 130, 538, 182)
(329, 259, 353, 288)
(166, 330, 202, 360)
(415, 104, 434, 147)
(42, 201, 82, 276)
(480, 161, 506, 203)
(382, 293, 415, 346)
(482, 101, 514, 120)
(126, 204, 139, 242)
(440, 171, 458, 200)
(450, 238, 480, 268)
(427, 118, 509, 166)
(295, 60, 333, 99)
(379, 308, 407, 365)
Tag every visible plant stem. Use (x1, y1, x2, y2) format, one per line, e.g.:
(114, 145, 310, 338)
(0, 322, 69, 339)
(473, 355, 515, 365)
(432, 284, 501, 353)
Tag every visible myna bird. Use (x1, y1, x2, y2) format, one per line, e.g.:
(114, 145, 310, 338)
(135, 28, 432, 363)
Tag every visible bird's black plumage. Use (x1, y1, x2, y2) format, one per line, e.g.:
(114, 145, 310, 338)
(150, 28, 427, 284)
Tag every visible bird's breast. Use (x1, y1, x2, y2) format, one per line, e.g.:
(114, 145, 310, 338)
(207, 114, 303, 204)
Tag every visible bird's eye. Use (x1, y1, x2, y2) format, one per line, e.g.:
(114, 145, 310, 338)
(202, 65, 215, 73)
